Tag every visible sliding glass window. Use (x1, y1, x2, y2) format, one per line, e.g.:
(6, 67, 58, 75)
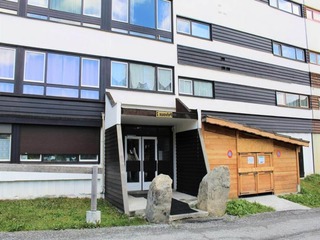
(177, 17, 211, 40)
(179, 78, 213, 98)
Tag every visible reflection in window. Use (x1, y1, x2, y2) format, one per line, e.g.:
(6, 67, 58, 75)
(158, 68, 172, 92)
(0, 83, 14, 93)
(309, 52, 320, 65)
(157, 0, 171, 31)
(24, 51, 46, 82)
(111, 61, 173, 93)
(179, 78, 213, 98)
(112, 0, 129, 22)
(43, 154, 78, 162)
(23, 51, 100, 100)
(177, 17, 210, 39)
(50, 0, 81, 14)
(28, 0, 49, 8)
(111, 61, 128, 87)
(273, 42, 305, 62)
(83, 0, 101, 17)
(130, 64, 155, 91)
(0, 134, 11, 162)
(47, 54, 80, 86)
(0, 47, 15, 80)
(130, 0, 155, 28)
(276, 92, 309, 108)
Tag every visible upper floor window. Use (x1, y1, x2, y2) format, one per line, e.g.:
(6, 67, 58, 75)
(111, 0, 172, 42)
(276, 92, 309, 108)
(0, 47, 15, 93)
(179, 78, 213, 98)
(306, 8, 320, 22)
(177, 17, 211, 40)
(273, 42, 305, 62)
(26, 0, 101, 28)
(111, 61, 173, 93)
(269, 0, 301, 16)
(23, 50, 100, 100)
(0, 0, 19, 15)
(310, 52, 320, 65)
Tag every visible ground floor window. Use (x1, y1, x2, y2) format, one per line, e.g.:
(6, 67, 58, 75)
(0, 134, 11, 162)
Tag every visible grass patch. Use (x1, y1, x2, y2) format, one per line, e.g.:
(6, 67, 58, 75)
(0, 198, 146, 232)
(280, 174, 320, 208)
(226, 199, 275, 217)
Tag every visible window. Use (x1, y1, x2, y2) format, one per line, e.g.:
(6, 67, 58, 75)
(111, 0, 172, 42)
(269, 0, 301, 16)
(0, 134, 11, 162)
(111, 61, 173, 93)
(0, 47, 15, 93)
(276, 92, 309, 108)
(273, 42, 305, 62)
(177, 17, 210, 39)
(23, 51, 100, 100)
(179, 78, 213, 98)
(27, 0, 101, 28)
(0, 0, 19, 15)
(306, 8, 320, 22)
(309, 52, 320, 65)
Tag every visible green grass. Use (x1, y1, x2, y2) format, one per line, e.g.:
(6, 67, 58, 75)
(0, 198, 146, 232)
(226, 199, 275, 217)
(280, 174, 320, 208)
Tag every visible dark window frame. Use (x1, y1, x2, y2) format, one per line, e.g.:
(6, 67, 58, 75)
(178, 77, 214, 99)
(176, 16, 212, 40)
(111, 0, 173, 42)
(276, 91, 309, 109)
(109, 59, 174, 94)
(272, 41, 306, 62)
(269, 0, 302, 17)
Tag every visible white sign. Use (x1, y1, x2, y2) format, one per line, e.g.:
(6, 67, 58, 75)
(247, 156, 254, 165)
(258, 156, 265, 164)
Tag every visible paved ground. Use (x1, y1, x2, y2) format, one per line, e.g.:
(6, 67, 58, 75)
(1, 208, 320, 240)
(244, 195, 310, 211)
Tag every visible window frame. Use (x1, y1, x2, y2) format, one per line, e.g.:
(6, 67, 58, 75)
(0, 47, 16, 81)
(81, 57, 100, 88)
(309, 51, 320, 65)
(269, 0, 302, 16)
(157, 67, 173, 93)
(110, 60, 173, 94)
(306, 7, 320, 23)
(0, 134, 11, 162)
(176, 17, 211, 40)
(178, 77, 214, 98)
(24, 50, 46, 83)
(272, 42, 305, 62)
(276, 91, 309, 109)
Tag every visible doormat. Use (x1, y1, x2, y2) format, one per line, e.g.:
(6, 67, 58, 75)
(170, 198, 197, 215)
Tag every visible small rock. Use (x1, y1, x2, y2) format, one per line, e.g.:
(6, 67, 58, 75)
(145, 174, 172, 223)
(197, 166, 230, 217)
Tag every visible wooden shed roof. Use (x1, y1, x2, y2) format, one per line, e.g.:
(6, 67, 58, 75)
(203, 116, 309, 147)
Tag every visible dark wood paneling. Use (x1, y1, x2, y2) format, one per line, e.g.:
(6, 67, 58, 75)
(215, 82, 276, 105)
(176, 130, 207, 196)
(311, 73, 320, 88)
(105, 126, 124, 211)
(0, 96, 104, 127)
(20, 125, 100, 154)
(178, 45, 310, 86)
(202, 111, 312, 133)
(313, 120, 320, 134)
(212, 24, 272, 52)
(310, 95, 319, 109)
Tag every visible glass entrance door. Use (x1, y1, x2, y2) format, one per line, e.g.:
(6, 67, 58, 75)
(125, 136, 157, 191)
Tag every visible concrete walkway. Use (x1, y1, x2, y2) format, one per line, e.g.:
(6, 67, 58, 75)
(244, 195, 310, 211)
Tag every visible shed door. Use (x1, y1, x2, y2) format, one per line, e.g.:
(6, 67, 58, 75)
(238, 153, 274, 196)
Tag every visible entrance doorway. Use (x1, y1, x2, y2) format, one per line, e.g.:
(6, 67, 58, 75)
(238, 153, 274, 196)
(125, 136, 158, 191)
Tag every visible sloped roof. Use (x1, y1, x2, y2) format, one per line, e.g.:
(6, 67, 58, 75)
(203, 115, 309, 147)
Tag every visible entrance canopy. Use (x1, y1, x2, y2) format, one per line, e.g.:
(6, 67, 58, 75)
(203, 116, 309, 147)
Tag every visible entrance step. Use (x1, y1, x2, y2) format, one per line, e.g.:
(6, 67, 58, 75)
(169, 209, 209, 222)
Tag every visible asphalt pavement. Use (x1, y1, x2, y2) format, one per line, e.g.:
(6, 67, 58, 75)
(1, 208, 320, 240)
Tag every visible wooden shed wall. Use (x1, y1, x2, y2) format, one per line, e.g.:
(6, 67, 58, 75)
(202, 123, 300, 198)
(273, 142, 299, 194)
(202, 124, 238, 198)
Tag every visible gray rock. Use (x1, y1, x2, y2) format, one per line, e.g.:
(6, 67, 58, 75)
(197, 166, 230, 217)
(145, 174, 172, 223)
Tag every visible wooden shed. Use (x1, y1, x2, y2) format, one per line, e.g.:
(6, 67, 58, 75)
(202, 116, 309, 198)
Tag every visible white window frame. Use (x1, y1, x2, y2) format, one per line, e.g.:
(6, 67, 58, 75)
(0, 47, 16, 80)
(24, 51, 46, 83)
(176, 18, 191, 35)
(111, 0, 129, 23)
(20, 154, 42, 162)
(156, 0, 172, 32)
(157, 67, 173, 93)
(81, 57, 100, 88)
(79, 154, 99, 162)
(179, 78, 193, 95)
(83, 0, 101, 18)
(111, 61, 128, 88)
(0, 134, 11, 162)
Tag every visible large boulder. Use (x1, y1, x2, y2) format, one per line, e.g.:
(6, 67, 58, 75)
(145, 174, 172, 223)
(197, 166, 230, 217)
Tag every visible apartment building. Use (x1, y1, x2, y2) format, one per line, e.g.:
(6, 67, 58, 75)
(0, 0, 319, 212)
